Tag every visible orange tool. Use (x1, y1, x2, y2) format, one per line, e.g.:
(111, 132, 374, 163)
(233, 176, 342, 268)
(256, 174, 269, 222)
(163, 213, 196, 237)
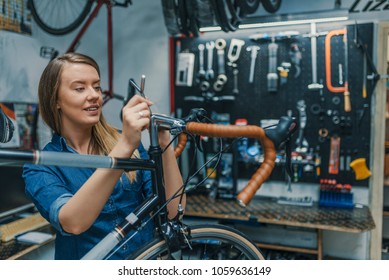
(325, 29, 351, 112)
(328, 136, 341, 174)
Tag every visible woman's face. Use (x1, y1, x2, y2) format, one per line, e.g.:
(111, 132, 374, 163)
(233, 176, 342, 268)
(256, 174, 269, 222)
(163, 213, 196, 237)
(56, 62, 103, 132)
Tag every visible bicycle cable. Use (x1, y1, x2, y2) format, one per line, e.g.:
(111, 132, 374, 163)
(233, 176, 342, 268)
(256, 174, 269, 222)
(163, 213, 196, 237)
(105, 121, 289, 259)
(103, 133, 224, 258)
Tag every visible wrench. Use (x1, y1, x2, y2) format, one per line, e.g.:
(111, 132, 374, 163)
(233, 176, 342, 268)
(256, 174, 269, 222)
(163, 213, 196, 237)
(247, 45, 260, 83)
(197, 44, 206, 80)
(227, 39, 245, 66)
(215, 39, 227, 75)
(205, 41, 215, 80)
(214, 39, 227, 91)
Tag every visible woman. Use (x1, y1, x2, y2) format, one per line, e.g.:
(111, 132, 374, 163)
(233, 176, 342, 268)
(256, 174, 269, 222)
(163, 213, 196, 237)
(23, 53, 184, 259)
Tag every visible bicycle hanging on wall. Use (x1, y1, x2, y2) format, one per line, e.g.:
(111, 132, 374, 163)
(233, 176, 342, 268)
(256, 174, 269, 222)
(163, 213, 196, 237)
(28, 0, 132, 103)
(0, 77, 297, 260)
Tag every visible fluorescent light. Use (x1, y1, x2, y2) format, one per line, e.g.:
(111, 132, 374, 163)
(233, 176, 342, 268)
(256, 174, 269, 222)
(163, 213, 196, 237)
(199, 26, 222, 32)
(199, 16, 348, 33)
(239, 16, 348, 29)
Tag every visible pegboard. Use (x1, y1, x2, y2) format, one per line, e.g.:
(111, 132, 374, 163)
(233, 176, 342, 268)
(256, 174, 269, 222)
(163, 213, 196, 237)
(172, 22, 374, 188)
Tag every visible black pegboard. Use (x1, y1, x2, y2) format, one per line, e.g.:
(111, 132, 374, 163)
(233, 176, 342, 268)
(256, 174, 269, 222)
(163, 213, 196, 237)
(172, 23, 374, 187)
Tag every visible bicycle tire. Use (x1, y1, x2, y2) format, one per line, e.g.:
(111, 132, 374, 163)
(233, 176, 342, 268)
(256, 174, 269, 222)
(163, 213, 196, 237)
(128, 224, 265, 260)
(261, 0, 282, 13)
(29, 0, 94, 35)
(239, 0, 260, 15)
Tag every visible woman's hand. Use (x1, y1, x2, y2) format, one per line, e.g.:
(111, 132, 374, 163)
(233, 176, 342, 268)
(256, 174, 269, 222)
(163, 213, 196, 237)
(119, 95, 152, 154)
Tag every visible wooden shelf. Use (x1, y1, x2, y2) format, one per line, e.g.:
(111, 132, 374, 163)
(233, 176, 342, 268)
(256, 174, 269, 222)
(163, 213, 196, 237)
(256, 242, 319, 256)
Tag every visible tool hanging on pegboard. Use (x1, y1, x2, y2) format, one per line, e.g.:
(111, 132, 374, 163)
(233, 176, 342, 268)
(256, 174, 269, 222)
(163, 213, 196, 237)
(325, 28, 351, 112)
(307, 23, 324, 91)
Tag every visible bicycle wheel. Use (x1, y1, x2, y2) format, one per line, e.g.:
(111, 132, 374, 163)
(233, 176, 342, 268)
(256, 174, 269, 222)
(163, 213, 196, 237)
(29, 0, 94, 35)
(261, 0, 282, 13)
(129, 224, 265, 260)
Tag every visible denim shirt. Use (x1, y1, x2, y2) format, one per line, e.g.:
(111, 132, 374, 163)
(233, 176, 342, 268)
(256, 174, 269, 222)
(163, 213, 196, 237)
(22, 133, 154, 260)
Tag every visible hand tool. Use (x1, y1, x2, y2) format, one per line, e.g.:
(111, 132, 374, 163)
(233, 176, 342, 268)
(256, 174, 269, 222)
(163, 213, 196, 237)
(356, 103, 369, 132)
(267, 38, 278, 92)
(353, 22, 389, 91)
(247, 45, 260, 83)
(350, 158, 371, 180)
(197, 44, 206, 81)
(289, 43, 302, 78)
(232, 68, 239, 94)
(362, 51, 367, 98)
(295, 100, 308, 152)
(277, 62, 291, 86)
(328, 136, 340, 174)
(175, 52, 195, 86)
(129, 75, 152, 115)
(205, 41, 215, 80)
(325, 28, 351, 112)
(214, 38, 227, 91)
(227, 39, 245, 67)
(140, 74, 146, 94)
(307, 23, 324, 91)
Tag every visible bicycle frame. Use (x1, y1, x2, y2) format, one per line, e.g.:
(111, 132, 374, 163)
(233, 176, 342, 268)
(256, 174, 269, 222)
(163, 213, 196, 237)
(0, 110, 296, 259)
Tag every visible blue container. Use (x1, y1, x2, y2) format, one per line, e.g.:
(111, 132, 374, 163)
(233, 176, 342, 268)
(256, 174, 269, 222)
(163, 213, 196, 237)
(318, 190, 354, 209)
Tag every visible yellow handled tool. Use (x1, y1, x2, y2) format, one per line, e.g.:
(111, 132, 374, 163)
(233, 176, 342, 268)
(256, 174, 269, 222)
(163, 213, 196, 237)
(350, 158, 371, 180)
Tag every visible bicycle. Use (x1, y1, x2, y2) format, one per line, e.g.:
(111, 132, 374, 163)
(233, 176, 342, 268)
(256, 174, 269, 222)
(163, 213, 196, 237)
(0, 79, 296, 260)
(28, 0, 132, 103)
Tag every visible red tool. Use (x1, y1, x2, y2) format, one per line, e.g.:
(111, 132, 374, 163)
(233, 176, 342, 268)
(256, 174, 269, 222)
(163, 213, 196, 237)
(328, 136, 341, 174)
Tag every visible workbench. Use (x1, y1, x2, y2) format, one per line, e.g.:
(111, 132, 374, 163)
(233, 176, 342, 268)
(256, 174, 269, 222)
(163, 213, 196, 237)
(184, 194, 376, 259)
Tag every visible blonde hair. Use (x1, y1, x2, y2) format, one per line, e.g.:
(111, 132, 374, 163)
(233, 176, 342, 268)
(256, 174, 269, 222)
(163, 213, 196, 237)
(38, 52, 138, 181)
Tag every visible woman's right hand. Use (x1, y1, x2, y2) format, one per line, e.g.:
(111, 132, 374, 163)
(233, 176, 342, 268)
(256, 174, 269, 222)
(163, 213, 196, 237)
(116, 95, 153, 157)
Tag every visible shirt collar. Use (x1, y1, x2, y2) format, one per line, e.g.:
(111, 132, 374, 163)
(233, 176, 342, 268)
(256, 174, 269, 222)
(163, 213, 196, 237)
(52, 133, 75, 153)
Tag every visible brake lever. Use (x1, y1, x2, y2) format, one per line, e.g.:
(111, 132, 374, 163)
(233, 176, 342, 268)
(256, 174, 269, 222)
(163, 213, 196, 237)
(265, 116, 298, 149)
(183, 108, 208, 123)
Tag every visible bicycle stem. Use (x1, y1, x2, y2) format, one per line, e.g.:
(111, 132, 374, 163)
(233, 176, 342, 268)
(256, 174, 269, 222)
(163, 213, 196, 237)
(149, 114, 186, 148)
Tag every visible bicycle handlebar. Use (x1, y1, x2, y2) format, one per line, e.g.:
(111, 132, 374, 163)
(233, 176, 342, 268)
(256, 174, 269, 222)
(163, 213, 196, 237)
(174, 116, 297, 206)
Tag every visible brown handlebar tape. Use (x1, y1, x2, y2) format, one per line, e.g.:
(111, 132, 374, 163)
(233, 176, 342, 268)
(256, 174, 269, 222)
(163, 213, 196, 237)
(174, 133, 188, 158)
(173, 122, 276, 206)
